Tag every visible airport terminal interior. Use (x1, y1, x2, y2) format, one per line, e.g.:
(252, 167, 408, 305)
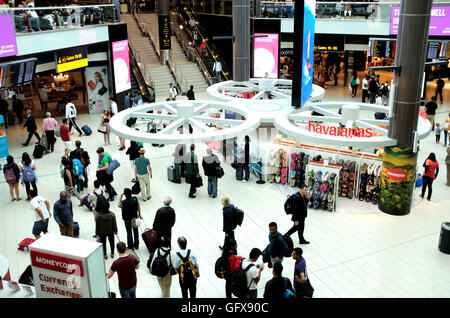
(0, 0, 449, 299)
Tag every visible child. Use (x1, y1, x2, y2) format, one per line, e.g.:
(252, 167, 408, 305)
(435, 123, 441, 144)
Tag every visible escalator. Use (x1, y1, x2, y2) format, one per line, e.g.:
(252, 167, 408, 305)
(172, 6, 232, 82)
(129, 45, 155, 102)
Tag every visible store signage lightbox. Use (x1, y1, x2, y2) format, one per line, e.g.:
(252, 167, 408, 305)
(253, 33, 279, 78)
(158, 15, 171, 50)
(56, 46, 88, 73)
(390, 6, 450, 36)
(0, 15, 18, 58)
(308, 122, 374, 138)
(301, 0, 316, 106)
(112, 40, 131, 94)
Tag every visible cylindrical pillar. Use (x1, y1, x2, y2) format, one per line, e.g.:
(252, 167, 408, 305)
(232, 0, 250, 82)
(379, 0, 432, 216)
(158, 0, 170, 65)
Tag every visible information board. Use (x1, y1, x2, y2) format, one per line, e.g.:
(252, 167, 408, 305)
(56, 46, 88, 73)
(0, 58, 37, 90)
(158, 15, 171, 50)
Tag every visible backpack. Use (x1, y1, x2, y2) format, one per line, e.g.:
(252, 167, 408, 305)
(233, 206, 244, 227)
(284, 194, 296, 215)
(72, 159, 83, 177)
(177, 250, 197, 285)
(230, 259, 254, 298)
(381, 85, 389, 96)
(80, 151, 90, 167)
(284, 278, 296, 299)
(22, 164, 36, 182)
(282, 234, 294, 257)
(215, 257, 227, 279)
(173, 86, 179, 95)
(4, 167, 16, 184)
(151, 248, 170, 277)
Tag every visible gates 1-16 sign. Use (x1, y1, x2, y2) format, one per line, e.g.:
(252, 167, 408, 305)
(57, 46, 88, 73)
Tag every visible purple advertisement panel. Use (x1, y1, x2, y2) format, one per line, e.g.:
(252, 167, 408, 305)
(0, 15, 18, 58)
(112, 40, 131, 94)
(390, 6, 450, 36)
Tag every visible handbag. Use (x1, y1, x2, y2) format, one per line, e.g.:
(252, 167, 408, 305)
(215, 165, 225, 178)
(300, 267, 314, 298)
(195, 175, 203, 188)
(131, 218, 141, 228)
(97, 125, 107, 134)
(98, 86, 108, 96)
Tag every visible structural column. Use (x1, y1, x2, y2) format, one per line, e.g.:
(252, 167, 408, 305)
(158, 0, 171, 65)
(378, 0, 433, 216)
(232, 0, 251, 82)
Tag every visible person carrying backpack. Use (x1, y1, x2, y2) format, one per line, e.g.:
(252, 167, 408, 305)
(268, 222, 289, 265)
(263, 262, 294, 299)
(3, 155, 22, 201)
(380, 81, 390, 106)
(241, 248, 264, 298)
(19, 152, 38, 200)
(149, 237, 174, 298)
(173, 236, 199, 299)
(220, 197, 237, 250)
(221, 239, 240, 298)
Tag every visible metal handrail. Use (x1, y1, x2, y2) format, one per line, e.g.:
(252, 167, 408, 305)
(129, 44, 155, 102)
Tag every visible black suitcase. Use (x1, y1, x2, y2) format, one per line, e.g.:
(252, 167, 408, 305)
(33, 144, 46, 159)
(236, 165, 243, 180)
(8, 114, 15, 125)
(73, 221, 80, 237)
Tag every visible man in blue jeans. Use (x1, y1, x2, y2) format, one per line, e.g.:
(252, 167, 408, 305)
(268, 222, 289, 265)
(118, 188, 142, 250)
(242, 135, 250, 183)
(107, 242, 139, 298)
(202, 147, 220, 198)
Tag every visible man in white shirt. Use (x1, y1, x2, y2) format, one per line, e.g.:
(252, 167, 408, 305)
(30, 190, 51, 239)
(65, 99, 83, 136)
(169, 83, 178, 100)
(109, 97, 118, 115)
(172, 236, 199, 299)
(213, 61, 222, 80)
(361, 74, 370, 103)
(242, 248, 264, 298)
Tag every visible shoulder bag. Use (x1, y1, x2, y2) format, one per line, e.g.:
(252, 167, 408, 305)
(300, 266, 314, 298)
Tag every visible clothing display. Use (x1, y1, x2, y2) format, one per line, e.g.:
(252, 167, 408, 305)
(338, 160, 357, 200)
(358, 164, 381, 205)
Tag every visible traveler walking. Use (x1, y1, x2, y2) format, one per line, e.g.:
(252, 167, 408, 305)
(380, 81, 390, 106)
(96, 147, 117, 201)
(60, 118, 71, 157)
(101, 109, 111, 145)
(242, 248, 264, 298)
(263, 262, 294, 299)
(126, 140, 141, 181)
(42, 112, 57, 153)
(61, 157, 75, 194)
(124, 91, 132, 109)
(186, 85, 195, 100)
(361, 74, 369, 103)
(107, 242, 139, 298)
(3, 155, 22, 201)
(202, 147, 220, 198)
(29, 190, 51, 239)
(153, 196, 176, 248)
(169, 83, 178, 100)
(268, 222, 289, 265)
(436, 124, 442, 144)
(284, 185, 310, 244)
(220, 197, 237, 249)
(425, 97, 438, 131)
(174, 144, 186, 179)
(443, 113, 450, 146)
(134, 148, 152, 201)
(71, 140, 89, 189)
(222, 239, 239, 299)
(12, 95, 24, 124)
(38, 85, 52, 113)
(291, 247, 310, 298)
(19, 152, 38, 200)
(53, 191, 74, 237)
(368, 75, 379, 104)
(118, 188, 142, 250)
(65, 99, 83, 136)
(96, 199, 118, 259)
(213, 60, 222, 80)
(435, 76, 445, 104)
(350, 70, 359, 97)
(419, 153, 439, 201)
(185, 144, 200, 198)
(242, 135, 250, 183)
(22, 109, 41, 146)
(149, 237, 173, 298)
(173, 236, 199, 299)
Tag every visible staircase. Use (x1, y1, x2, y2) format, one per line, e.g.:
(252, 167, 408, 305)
(139, 13, 209, 94)
(122, 13, 176, 100)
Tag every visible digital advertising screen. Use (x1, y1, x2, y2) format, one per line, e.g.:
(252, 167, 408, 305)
(0, 15, 18, 59)
(390, 6, 450, 36)
(56, 46, 88, 73)
(112, 40, 131, 94)
(253, 33, 279, 78)
(301, 0, 316, 106)
(0, 58, 37, 90)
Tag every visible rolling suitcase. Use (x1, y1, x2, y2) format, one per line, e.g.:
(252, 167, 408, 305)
(33, 144, 46, 159)
(18, 238, 36, 251)
(236, 165, 244, 180)
(141, 228, 157, 253)
(80, 193, 92, 211)
(73, 222, 80, 237)
(8, 113, 15, 125)
(167, 165, 181, 183)
(81, 125, 92, 135)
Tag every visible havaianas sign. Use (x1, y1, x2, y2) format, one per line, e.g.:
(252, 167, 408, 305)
(308, 121, 374, 138)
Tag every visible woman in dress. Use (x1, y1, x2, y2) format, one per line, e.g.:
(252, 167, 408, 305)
(101, 109, 111, 145)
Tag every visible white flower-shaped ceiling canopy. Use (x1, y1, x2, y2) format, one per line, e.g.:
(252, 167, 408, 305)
(109, 79, 432, 147)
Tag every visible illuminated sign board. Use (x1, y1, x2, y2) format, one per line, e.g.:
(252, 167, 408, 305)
(56, 46, 88, 73)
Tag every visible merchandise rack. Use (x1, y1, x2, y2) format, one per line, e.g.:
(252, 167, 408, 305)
(306, 161, 341, 212)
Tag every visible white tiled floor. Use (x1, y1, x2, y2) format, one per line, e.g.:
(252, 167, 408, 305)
(0, 81, 449, 298)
